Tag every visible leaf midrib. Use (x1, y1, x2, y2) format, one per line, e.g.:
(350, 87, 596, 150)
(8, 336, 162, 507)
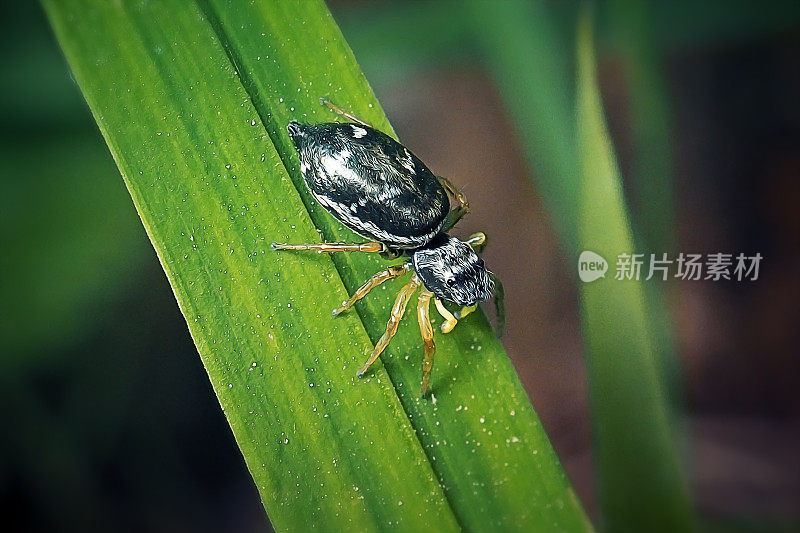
(97, 6, 395, 522)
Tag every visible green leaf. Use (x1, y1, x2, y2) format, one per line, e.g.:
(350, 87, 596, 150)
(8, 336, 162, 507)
(43, 1, 592, 531)
(604, 0, 686, 451)
(575, 8, 694, 533)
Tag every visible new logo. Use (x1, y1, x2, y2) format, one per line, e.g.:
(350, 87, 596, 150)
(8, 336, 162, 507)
(578, 251, 608, 282)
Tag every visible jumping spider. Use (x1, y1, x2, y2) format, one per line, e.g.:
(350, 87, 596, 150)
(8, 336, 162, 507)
(273, 98, 504, 397)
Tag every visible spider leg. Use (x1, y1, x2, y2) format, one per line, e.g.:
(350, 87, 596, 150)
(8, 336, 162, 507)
(437, 175, 470, 232)
(357, 276, 420, 378)
(489, 272, 506, 336)
(319, 97, 373, 128)
(434, 298, 477, 334)
(271, 241, 388, 253)
(417, 288, 435, 397)
(464, 232, 487, 254)
(435, 298, 458, 333)
(456, 305, 477, 320)
(332, 264, 410, 316)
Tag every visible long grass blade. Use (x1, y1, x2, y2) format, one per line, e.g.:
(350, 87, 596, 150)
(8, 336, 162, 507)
(575, 8, 695, 532)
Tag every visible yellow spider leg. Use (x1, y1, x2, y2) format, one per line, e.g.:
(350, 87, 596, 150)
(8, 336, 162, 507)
(417, 289, 435, 397)
(438, 175, 470, 232)
(435, 299, 477, 334)
(319, 97, 373, 128)
(464, 232, 487, 254)
(435, 298, 458, 333)
(332, 264, 410, 316)
(357, 276, 420, 378)
(271, 241, 388, 253)
(437, 175, 469, 209)
(455, 304, 477, 320)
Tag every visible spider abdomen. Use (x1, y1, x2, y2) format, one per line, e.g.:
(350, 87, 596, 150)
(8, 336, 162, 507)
(288, 121, 449, 249)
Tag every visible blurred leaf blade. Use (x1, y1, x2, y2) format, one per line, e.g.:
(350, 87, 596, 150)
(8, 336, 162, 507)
(575, 8, 694, 533)
(44, 0, 592, 531)
(607, 0, 676, 254)
(605, 0, 686, 449)
(466, 1, 694, 530)
(467, 0, 580, 250)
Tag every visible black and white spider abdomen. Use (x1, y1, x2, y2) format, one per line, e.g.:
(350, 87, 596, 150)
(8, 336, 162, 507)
(287, 121, 449, 249)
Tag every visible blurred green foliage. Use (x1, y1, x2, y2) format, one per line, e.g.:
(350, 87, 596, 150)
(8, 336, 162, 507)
(0, 4, 150, 365)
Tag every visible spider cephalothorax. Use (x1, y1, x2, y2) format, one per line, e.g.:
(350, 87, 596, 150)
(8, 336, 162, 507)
(412, 234, 494, 307)
(273, 98, 504, 397)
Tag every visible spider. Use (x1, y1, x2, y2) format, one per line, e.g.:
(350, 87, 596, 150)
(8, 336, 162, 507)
(272, 98, 504, 397)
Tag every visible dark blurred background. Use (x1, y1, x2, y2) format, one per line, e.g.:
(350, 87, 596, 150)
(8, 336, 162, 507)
(2, 1, 799, 532)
